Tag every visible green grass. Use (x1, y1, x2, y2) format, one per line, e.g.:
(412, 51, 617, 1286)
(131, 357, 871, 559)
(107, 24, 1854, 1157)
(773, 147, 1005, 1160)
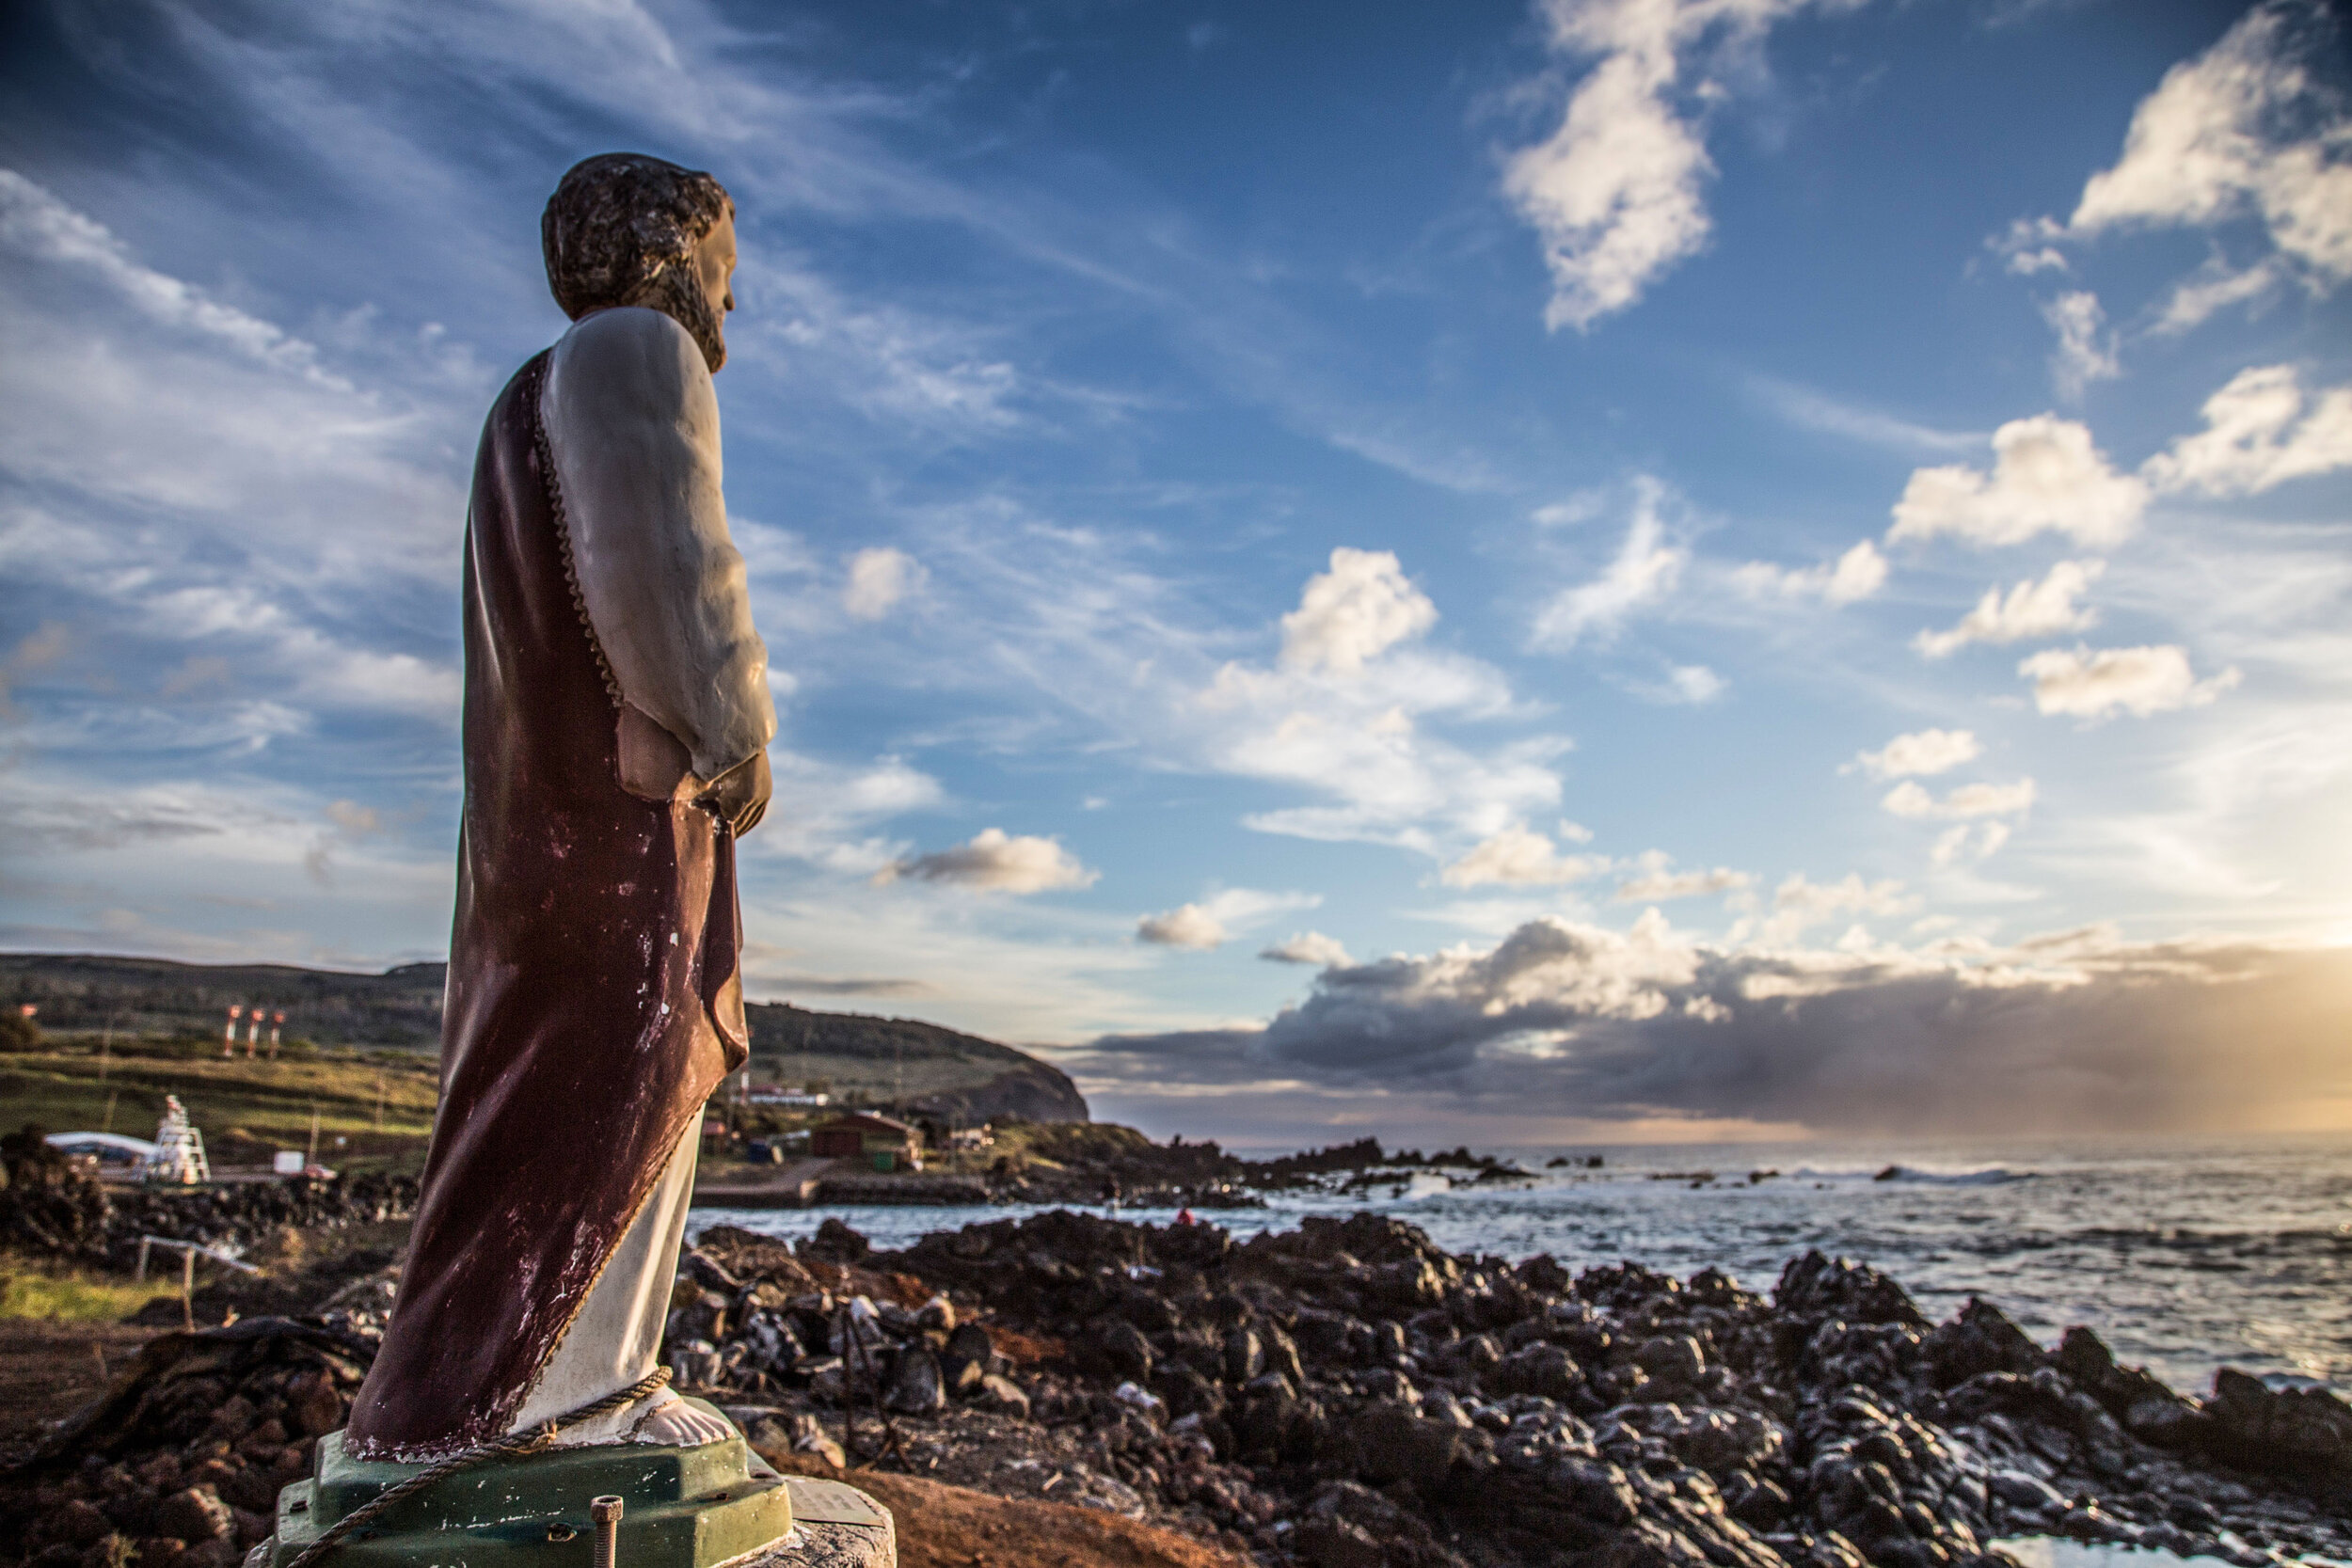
(0, 1037, 439, 1167)
(0, 1257, 184, 1323)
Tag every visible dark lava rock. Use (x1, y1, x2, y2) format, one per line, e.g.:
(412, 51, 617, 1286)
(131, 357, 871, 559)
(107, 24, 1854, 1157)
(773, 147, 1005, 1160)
(151, 1489, 231, 1544)
(882, 1346, 946, 1415)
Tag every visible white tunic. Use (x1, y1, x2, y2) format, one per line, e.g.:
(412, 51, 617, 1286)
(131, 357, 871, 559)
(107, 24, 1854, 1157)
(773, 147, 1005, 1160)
(539, 306, 775, 783)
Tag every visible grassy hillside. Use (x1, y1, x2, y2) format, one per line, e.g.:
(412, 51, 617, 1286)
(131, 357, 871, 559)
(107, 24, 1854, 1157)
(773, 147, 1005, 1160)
(0, 1040, 439, 1169)
(1, 953, 443, 1047)
(743, 1003, 1088, 1122)
(2, 952, 1088, 1129)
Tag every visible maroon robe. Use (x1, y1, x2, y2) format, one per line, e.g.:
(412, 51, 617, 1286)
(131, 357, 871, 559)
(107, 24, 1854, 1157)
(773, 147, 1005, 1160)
(345, 353, 746, 1461)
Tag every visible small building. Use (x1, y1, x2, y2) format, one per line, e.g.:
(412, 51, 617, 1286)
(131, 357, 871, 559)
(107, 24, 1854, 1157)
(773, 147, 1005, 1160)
(745, 1086, 831, 1107)
(810, 1113, 921, 1172)
(943, 1124, 994, 1151)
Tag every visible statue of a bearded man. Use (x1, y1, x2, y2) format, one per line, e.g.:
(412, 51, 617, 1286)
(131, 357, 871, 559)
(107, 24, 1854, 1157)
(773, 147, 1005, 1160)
(347, 153, 774, 1459)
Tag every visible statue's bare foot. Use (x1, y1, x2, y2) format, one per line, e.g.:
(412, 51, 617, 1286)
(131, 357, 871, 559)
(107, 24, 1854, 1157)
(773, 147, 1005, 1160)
(631, 1387, 734, 1447)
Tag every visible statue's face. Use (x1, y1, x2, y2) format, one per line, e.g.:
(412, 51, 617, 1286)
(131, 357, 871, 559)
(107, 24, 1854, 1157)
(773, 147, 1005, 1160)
(691, 211, 729, 324)
(693, 212, 738, 331)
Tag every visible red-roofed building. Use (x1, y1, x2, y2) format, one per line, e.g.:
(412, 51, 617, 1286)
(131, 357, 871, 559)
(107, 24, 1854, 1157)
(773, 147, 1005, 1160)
(810, 1113, 922, 1171)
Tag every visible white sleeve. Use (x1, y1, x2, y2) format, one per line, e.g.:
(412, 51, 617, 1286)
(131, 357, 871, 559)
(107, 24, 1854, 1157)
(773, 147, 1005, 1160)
(540, 307, 776, 782)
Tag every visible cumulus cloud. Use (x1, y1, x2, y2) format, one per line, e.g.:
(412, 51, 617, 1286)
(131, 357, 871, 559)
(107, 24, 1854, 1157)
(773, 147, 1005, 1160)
(1888, 416, 2149, 549)
(1759, 869, 1919, 944)
(2018, 644, 2242, 720)
(1731, 539, 1887, 605)
(1853, 728, 1981, 780)
(2041, 291, 2120, 401)
(1914, 560, 2105, 658)
(1088, 920, 2352, 1135)
(2063, 1, 2352, 285)
(1195, 556, 1563, 853)
(873, 828, 1098, 893)
(843, 546, 925, 620)
(1261, 930, 1354, 967)
(1439, 825, 1607, 888)
(1136, 887, 1320, 950)
(1881, 778, 2037, 820)
(2141, 364, 2352, 496)
(1136, 902, 1230, 950)
(1502, 0, 1828, 330)
(1531, 481, 1686, 647)
(1613, 852, 1750, 902)
(1279, 547, 1438, 674)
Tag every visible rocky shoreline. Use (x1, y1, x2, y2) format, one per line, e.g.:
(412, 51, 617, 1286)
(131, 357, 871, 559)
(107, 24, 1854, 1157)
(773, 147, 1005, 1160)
(7, 1204, 2351, 1568)
(679, 1210, 2352, 1568)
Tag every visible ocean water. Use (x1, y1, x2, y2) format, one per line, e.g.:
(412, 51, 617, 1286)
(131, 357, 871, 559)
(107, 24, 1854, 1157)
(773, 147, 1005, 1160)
(692, 1134, 2352, 1401)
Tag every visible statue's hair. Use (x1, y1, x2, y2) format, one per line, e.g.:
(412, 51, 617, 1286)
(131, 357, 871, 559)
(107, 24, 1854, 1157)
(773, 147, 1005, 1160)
(541, 153, 733, 322)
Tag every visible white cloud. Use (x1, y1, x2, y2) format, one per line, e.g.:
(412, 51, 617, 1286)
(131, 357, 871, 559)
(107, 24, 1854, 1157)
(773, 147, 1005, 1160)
(1502, 0, 1827, 330)
(1732, 539, 1887, 605)
(843, 546, 925, 620)
(1189, 552, 1561, 852)
(1136, 902, 1229, 950)
(1914, 560, 2105, 658)
(1749, 872, 1915, 944)
(0, 169, 342, 387)
(1531, 480, 1685, 646)
(2042, 291, 2119, 400)
(1853, 728, 1980, 780)
(758, 752, 946, 876)
(2019, 643, 2243, 720)
(1661, 664, 1724, 705)
(1931, 821, 2011, 868)
(1887, 415, 2148, 549)
(1137, 887, 1319, 949)
(1881, 778, 2037, 820)
(1439, 825, 1606, 888)
(2064, 0, 2352, 285)
(873, 827, 1098, 893)
(1279, 547, 1438, 674)
(2006, 245, 2069, 277)
(1260, 930, 1353, 967)
(2141, 364, 2352, 496)
(2152, 256, 2287, 335)
(1613, 851, 1750, 902)
(1745, 376, 1985, 455)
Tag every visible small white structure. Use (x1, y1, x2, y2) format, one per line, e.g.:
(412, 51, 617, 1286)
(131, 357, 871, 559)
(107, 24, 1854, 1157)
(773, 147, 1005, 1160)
(45, 1132, 157, 1173)
(146, 1096, 210, 1185)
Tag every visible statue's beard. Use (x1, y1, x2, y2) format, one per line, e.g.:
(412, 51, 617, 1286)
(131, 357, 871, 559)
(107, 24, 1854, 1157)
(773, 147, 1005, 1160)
(633, 266, 726, 373)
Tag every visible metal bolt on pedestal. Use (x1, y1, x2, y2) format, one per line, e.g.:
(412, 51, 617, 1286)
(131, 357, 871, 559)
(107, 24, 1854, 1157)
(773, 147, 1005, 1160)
(590, 1495, 624, 1568)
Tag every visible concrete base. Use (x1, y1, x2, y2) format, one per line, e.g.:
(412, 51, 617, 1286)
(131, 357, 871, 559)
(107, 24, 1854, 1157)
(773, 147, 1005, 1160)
(259, 1400, 840, 1567)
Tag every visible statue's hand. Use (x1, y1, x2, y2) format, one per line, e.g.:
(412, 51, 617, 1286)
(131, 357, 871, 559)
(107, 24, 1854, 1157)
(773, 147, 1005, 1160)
(701, 749, 771, 837)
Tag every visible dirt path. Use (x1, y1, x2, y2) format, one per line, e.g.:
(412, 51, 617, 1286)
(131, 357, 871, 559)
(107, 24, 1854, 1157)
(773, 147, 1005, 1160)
(0, 1319, 159, 1463)
(760, 1449, 1250, 1568)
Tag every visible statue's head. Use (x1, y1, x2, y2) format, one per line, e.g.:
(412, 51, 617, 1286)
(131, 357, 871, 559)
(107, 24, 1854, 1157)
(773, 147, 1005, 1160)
(542, 153, 737, 372)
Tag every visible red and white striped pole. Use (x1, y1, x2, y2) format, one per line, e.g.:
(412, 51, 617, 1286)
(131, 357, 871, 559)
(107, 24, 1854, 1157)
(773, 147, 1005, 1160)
(269, 1011, 284, 1059)
(245, 1008, 262, 1057)
(224, 1004, 242, 1058)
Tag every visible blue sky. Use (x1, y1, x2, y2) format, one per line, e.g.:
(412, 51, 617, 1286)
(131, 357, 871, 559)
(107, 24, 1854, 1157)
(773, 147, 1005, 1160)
(3, 0, 2347, 1145)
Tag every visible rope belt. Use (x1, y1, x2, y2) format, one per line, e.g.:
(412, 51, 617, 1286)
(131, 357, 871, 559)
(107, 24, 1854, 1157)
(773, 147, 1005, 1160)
(282, 1365, 675, 1568)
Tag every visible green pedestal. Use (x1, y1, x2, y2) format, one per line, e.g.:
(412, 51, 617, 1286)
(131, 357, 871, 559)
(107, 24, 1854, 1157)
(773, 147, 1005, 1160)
(265, 1401, 794, 1567)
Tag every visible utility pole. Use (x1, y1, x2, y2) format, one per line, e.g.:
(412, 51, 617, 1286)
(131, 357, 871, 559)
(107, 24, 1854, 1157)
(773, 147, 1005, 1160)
(306, 1104, 320, 1171)
(374, 1074, 387, 1132)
